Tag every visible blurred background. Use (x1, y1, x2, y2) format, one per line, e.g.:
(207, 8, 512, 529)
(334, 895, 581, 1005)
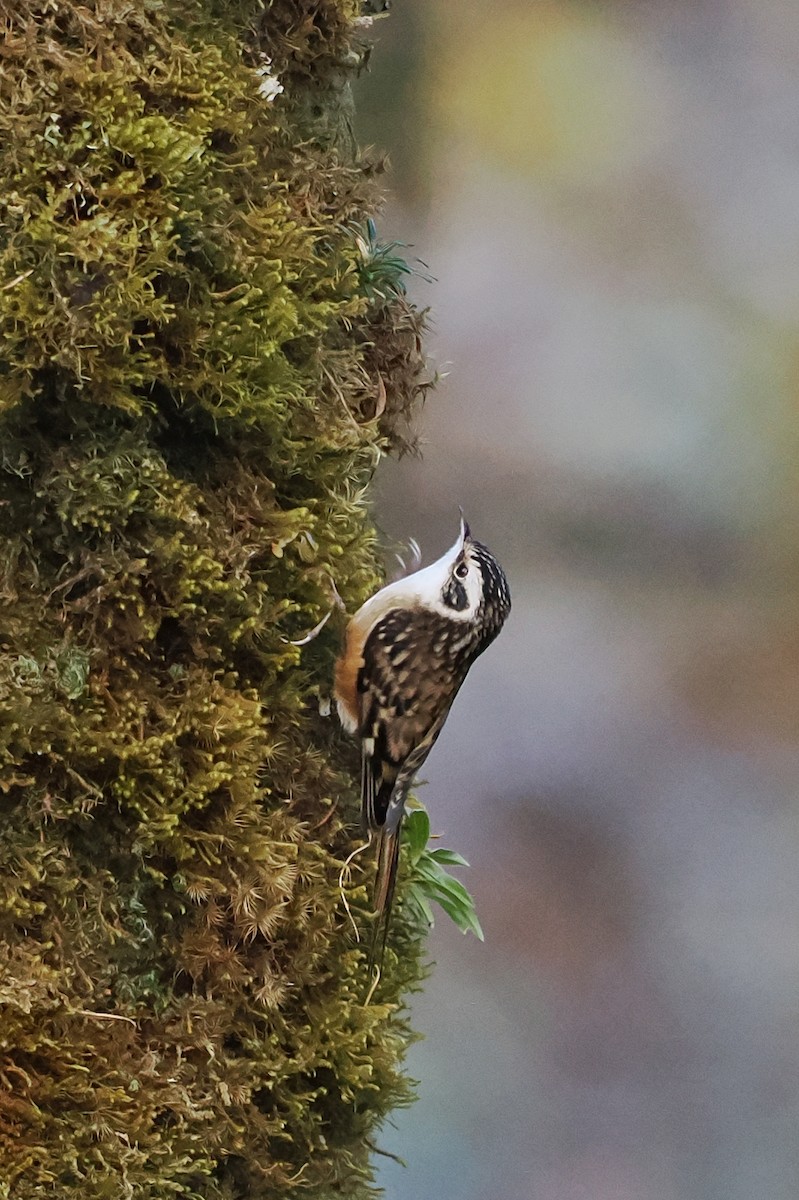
(354, 2, 799, 1199)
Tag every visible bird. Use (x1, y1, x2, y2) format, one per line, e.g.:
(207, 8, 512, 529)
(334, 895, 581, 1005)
(334, 515, 511, 950)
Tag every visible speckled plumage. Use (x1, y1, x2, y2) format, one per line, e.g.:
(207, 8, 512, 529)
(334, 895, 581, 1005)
(334, 520, 510, 925)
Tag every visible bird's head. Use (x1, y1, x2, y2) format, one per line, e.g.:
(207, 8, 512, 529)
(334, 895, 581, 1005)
(409, 514, 511, 632)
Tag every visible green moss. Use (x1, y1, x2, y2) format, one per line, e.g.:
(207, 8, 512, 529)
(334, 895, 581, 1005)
(0, 2, 431, 1196)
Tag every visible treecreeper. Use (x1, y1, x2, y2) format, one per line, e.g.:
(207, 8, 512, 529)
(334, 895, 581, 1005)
(334, 517, 511, 952)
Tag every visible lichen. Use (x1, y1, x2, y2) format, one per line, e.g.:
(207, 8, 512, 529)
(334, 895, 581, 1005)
(0, 1, 431, 1195)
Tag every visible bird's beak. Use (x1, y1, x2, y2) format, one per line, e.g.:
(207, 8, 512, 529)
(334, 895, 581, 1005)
(458, 508, 471, 544)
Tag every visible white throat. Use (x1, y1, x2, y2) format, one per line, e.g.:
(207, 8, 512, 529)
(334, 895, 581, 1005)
(359, 526, 480, 624)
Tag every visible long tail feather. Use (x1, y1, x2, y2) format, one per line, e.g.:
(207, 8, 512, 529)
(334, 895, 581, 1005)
(367, 826, 401, 980)
(373, 825, 400, 917)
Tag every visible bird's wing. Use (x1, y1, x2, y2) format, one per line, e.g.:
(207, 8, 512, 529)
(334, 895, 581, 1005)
(357, 606, 469, 829)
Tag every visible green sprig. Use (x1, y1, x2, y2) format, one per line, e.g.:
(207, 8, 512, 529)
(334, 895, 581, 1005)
(402, 806, 485, 940)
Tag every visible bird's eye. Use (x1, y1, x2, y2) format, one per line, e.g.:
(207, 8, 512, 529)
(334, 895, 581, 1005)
(454, 561, 469, 580)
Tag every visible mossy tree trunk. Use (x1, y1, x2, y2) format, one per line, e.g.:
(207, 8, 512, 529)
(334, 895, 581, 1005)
(0, 2, 428, 1195)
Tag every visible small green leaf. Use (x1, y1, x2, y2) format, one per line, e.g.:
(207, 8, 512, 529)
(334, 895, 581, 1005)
(404, 808, 430, 865)
(416, 870, 473, 907)
(405, 884, 435, 929)
(436, 895, 484, 941)
(428, 847, 470, 867)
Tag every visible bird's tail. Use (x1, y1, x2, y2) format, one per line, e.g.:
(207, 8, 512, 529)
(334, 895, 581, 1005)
(367, 823, 401, 983)
(373, 824, 401, 917)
